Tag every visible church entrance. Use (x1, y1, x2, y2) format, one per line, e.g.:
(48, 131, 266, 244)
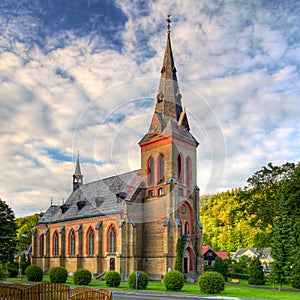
(183, 257, 189, 273)
(109, 258, 115, 270)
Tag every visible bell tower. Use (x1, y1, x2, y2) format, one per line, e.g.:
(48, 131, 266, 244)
(138, 16, 202, 277)
(73, 152, 83, 191)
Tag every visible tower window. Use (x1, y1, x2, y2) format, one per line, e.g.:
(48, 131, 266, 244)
(109, 227, 116, 253)
(69, 230, 75, 256)
(186, 156, 192, 186)
(158, 154, 165, 183)
(53, 232, 59, 256)
(178, 188, 183, 196)
(147, 157, 154, 186)
(87, 228, 95, 256)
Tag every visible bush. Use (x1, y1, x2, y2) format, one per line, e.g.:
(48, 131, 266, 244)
(128, 271, 149, 290)
(49, 266, 68, 283)
(73, 269, 92, 285)
(163, 270, 184, 291)
(25, 265, 43, 282)
(104, 270, 121, 287)
(248, 257, 265, 285)
(0, 263, 8, 280)
(198, 271, 225, 294)
(6, 262, 18, 277)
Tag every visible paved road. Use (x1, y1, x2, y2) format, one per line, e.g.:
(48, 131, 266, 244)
(112, 291, 253, 300)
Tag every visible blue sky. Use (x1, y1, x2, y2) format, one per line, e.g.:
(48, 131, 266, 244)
(0, 0, 299, 217)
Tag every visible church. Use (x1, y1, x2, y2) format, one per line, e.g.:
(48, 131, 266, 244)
(32, 18, 203, 280)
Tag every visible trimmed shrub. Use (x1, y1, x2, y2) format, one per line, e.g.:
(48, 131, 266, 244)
(213, 257, 228, 281)
(104, 270, 121, 287)
(6, 262, 18, 278)
(128, 271, 149, 290)
(73, 269, 92, 285)
(49, 266, 68, 283)
(198, 271, 225, 294)
(163, 270, 184, 291)
(25, 265, 43, 282)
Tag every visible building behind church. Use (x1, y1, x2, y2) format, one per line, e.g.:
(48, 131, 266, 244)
(32, 19, 203, 280)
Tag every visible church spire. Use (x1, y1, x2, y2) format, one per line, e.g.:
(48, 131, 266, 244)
(73, 151, 83, 191)
(155, 15, 183, 122)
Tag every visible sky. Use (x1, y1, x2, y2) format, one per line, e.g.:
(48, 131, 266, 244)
(0, 0, 299, 218)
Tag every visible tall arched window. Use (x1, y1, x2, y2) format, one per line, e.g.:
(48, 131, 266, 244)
(184, 222, 190, 235)
(147, 156, 154, 186)
(87, 228, 95, 255)
(158, 154, 165, 183)
(69, 230, 75, 256)
(53, 232, 59, 256)
(177, 154, 183, 183)
(186, 156, 192, 186)
(109, 227, 116, 253)
(39, 234, 44, 256)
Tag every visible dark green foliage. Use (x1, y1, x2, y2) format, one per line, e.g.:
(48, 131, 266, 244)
(198, 271, 225, 294)
(0, 198, 17, 263)
(163, 270, 184, 291)
(6, 261, 18, 277)
(25, 265, 43, 282)
(0, 263, 8, 280)
(232, 256, 251, 274)
(290, 248, 300, 289)
(213, 257, 228, 281)
(128, 271, 149, 290)
(227, 272, 249, 280)
(73, 269, 92, 285)
(174, 238, 183, 272)
(20, 255, 31, 274)
(104, 270, 121, 287)
(49, 266, 68, 283)
(248, 257, 265, 285)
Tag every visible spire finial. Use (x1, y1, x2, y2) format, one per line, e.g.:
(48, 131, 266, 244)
(167, 15, 171, 33)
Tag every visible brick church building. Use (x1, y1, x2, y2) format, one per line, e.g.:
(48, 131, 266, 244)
(32, 19, 203, 280)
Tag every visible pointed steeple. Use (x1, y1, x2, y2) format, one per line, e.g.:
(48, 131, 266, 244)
(155, 15, 183, 122)
(73, 151, 83, 191)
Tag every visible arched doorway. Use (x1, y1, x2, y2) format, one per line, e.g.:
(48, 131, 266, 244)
(183, 247, 194, 273)
(109, 258, 115, 271)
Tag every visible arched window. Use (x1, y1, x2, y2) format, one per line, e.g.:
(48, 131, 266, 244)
(69, 230, 75, 256)
(158, 154, 165, 183)
(147, 157, 154, 186)
(39, 234, 44, 256)
(184, 222, 190, 235)
(109, 227, 116, 253)
(87, 228, 94, 256)
(53, 232, 59, 256)
(177, 154, 183, 183)
(186, 156, 192, 186)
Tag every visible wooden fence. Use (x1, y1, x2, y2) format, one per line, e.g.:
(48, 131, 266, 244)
(0, 282, 112, 300)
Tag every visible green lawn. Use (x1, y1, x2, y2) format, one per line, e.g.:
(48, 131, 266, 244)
(6, 276, 300, 300)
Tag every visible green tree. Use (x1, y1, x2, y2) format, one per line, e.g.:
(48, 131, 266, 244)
(174, 238, 183, 272)
(271, 196, 295, 291)
(213, 257, 228, 281)
(0, 199, 17, 263)
(248, 257, 265, 285)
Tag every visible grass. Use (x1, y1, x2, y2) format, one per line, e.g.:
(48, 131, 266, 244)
(5, 276, 300, 300)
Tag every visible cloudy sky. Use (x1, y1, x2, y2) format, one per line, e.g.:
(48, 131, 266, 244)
(1, 0, 299, 217)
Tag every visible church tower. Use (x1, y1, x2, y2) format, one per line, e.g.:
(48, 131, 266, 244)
(73, 152, 83, 191)
(138, 17, 202, 277)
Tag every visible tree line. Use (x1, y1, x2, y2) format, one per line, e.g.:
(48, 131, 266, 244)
(200, 162, 300, 289)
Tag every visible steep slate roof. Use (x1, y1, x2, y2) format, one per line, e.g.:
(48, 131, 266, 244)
(38, 169, 142, 225)
(232, 248, 272, 260)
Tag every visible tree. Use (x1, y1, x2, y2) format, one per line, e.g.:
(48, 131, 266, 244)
(0, 199, 17, 262)
(270, 196, 295, 291)
(248, 257, 265, 285)
(213, 257, 228, 281)
(174, 238, 183, 272)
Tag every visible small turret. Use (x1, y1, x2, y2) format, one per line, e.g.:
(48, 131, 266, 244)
(73, 151, 83, 191)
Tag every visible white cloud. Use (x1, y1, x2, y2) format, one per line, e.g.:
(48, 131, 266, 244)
(0, 0, 299, 216)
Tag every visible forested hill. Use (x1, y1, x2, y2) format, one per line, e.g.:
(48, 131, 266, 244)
(200, 162, 300, 253)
